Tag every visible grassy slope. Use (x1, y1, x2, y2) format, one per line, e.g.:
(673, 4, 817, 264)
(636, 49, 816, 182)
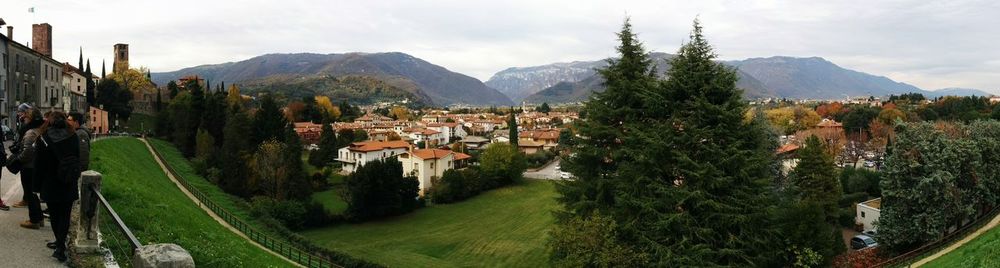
(125, 113, 155, 133)
(300, 180, 558, 268)
(924, 224, 1000, 267)
(91, 138, 290, 267)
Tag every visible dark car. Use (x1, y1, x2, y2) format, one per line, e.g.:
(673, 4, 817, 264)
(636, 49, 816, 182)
(851, 234, 878, 250)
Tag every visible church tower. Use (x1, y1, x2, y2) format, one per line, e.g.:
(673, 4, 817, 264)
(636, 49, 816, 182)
(113, 43, 129, 73)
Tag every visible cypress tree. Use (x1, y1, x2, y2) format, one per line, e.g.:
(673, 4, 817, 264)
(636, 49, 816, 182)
(101, 60, 106, 79)
(309, 123, 338, 167)
(78, 47, 84, 71)
(85, 60, 96, 105)
(508, 107, 519, 147)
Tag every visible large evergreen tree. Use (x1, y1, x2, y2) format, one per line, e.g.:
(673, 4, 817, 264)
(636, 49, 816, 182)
(786, 135, 845, 263)
(253, 94, 289, 145)
(221, 104, 254, 197)
(554, 19, 783, 266)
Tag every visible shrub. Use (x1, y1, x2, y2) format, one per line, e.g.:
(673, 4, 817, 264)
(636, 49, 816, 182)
(250, 196, 308, 230)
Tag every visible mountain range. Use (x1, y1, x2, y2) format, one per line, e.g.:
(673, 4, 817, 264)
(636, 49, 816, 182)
(492, 55, 992, 104)
(151, 52, 514, 106)
(152, 52, 992, 107)
(488, 53, 774, 103)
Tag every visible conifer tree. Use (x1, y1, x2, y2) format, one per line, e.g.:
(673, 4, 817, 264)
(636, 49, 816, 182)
(309, 123, 338, 167)
(78, 47, 84, 71)
(221, 104, 253, 197)
(101, 60, 106, 79)
(508, 108, 519, 147)
(85, 60, 96, 105)
(787, 135, 845, 262)
(554, 19, 783, 266)
(253, 94, 289, 145)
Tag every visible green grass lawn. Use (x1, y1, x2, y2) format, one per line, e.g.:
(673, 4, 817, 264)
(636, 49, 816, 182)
(311, 187, 348, 215)
(91, 138, 291, 267)
(924, 222, 1000, 267)
(300, 180, 559, 268)
(125, 113, 155, 134)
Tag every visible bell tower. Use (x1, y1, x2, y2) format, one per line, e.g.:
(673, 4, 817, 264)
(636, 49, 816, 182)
(113, 43, 129, 73)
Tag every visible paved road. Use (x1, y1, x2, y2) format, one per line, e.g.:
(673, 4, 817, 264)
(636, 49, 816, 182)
(524, 158, 570, 180)
(0, 141, 67, 267)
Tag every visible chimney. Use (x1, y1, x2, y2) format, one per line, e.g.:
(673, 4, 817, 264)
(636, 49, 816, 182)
(7, 26, 12, 40)
(32, 23, 52, 57)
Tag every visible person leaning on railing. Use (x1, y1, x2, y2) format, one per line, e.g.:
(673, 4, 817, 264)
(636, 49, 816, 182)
(34, 111, 82, 262)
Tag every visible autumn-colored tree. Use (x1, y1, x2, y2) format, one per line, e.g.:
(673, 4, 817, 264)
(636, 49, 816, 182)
(794, 127, 846, 157)
(314, 96, 341, 120)
(285, 101, 307, 122)
(878, 108, 905, 124)
(868, 119, 895, 151)
(390, 106, 411, 120)
(386, 132, 402, 141)
(250, 140, 291, 200)
(109, 67, 155, 96)
(227, 84, 245, 107)
(765, 106, 822, 134)
(816, 102, 844, 118)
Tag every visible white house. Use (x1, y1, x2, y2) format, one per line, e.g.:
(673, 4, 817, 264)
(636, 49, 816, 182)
(403, 128, 446, 147)
(856, 198, 881, 232)
(336, 140, 412, 173)
(427, 122, 468, 142)
(399, 149, 471, 196)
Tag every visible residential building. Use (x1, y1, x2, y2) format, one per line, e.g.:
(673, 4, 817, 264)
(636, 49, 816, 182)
(427, 122, 468, 142)
(519, 128, 560, 150)
(293, 122, 324, 144)
(518, 140, 545, 154)
(856, 198, 881, 232)
(459, 136, 490, 150)
(776, 143, 800, 175)
(816, 118, 843, 129)
(90, 106, 110, 134)
(403, 128, 445, 147)
(399, 149, 470, 196)
(0, 22, 7, 126)
(336, 140, 411, 173)
(62, 63, 87, 114)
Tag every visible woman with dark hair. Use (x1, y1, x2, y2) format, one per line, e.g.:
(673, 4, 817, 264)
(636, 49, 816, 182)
(11, 108, 45, 229)
(34, 111, 80, 262)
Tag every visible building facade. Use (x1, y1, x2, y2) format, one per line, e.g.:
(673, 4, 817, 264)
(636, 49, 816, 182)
(399, 149, 457, 196)
(90, 106, 110, 134)
(336, 140, 411, 173)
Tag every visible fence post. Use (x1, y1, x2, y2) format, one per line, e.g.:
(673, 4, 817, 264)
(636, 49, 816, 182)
(74, 170, 102, 253)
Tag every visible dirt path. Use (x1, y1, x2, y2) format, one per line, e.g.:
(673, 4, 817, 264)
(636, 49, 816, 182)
(911, 212, 1000, 267)
(139, 138, 304, 268)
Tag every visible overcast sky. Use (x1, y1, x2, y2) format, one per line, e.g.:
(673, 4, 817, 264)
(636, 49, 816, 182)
(3, 0, 998, 93)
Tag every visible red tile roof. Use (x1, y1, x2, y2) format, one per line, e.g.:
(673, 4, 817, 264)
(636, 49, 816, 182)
(347, 140, 411, 152)
(776, 144, 800, 154)
(409, 149, 454, 160)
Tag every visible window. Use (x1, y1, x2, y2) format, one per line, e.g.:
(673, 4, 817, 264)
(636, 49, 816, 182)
(861, 211, 866, 218)
(430, 162, 435, 169)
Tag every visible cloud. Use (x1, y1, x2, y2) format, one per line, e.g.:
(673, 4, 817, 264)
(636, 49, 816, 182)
(2, 0, 997, 93)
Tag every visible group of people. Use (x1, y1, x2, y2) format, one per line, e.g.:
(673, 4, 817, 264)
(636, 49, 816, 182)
(0, 103, 91, 262)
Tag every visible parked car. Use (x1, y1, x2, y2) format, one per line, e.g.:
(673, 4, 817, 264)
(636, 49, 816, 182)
(560, 172, 571, 179)
(851, 234, 878, 250)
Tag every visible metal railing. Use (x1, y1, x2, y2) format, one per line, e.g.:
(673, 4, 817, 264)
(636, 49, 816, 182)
(90, 184, 142, 267)
(146, 139, 342, 268)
